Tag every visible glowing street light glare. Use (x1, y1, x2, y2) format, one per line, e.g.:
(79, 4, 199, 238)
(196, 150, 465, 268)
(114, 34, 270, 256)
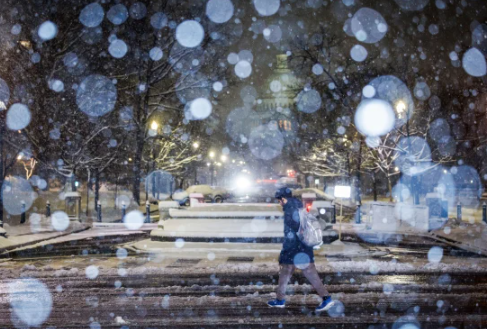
(221, 155, 227, 162)
(151, 121, 158, 130)
(209, 151, 215, 158)
(394, 166, 399, 172)
(236, 176, 250, 188)
(193, 142, 199, 149)
(395, 100, 406, 113)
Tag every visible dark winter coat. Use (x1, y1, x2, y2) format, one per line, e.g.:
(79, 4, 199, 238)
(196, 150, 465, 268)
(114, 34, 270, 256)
(278, 197, 315, 265)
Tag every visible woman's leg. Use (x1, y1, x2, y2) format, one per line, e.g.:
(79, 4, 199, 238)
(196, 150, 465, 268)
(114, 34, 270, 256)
(276, 264, 295, 300)
(301, 263, 329, 298)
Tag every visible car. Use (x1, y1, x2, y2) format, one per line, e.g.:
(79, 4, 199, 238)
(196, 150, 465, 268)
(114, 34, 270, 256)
(172, 185, 231, 206)
(228, 184, 277, 203)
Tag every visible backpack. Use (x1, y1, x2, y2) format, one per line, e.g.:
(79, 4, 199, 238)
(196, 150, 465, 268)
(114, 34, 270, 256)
(297, 209, 323, 248)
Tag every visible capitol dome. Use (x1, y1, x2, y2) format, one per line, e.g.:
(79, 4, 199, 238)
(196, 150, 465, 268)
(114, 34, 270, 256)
(256, 54, 303, 137)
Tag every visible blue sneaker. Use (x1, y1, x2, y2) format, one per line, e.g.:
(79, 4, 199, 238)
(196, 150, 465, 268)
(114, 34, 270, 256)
(315, 296, 335, 312)
(267, 299, 286, 308)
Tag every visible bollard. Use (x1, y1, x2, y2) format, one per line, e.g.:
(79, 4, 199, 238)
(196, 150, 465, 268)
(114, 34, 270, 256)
(332, 200, 336, 224)
(20, 201, 26, 224)
(483, 202, 487, 224)
(121, 202, 126, 221)
(97, 201, 102, 223)
(145, 200, 151, 223)
(355, 201, 361, 224)
(46, 201, 51, 217)
(457, 202, 462, 222)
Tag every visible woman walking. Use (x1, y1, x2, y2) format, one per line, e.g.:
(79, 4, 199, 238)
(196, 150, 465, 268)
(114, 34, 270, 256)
(267, 187, 335, 312)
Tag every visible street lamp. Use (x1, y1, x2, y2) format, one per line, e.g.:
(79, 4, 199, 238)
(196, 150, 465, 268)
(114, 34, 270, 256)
(148, 120, 159, 201)
(193, 142, 199, 149)
(220, 155, 227, 162)
(395, 100, 406, 115)
(209, 151, 215, 158)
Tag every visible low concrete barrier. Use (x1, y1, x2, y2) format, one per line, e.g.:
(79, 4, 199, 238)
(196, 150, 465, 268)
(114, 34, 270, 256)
(151, 203, 338, 243)
(363, 201, 431, 231)
(158, 201, 180, 221)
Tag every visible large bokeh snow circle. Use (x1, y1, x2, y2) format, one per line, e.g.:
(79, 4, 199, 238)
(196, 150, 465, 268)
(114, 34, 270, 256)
(226, 107, 262, 142)
(428, 118, 450, 142)
(354, 99, 395, 137)
(151, 12, 168, 29)
(248, 124, 284, 160)
(462, 48, 487, 77)
(297, 89, 321, 113)
(189, 98, 212, 120)
(79, 3, 105, 28)
(107, 4, 128, 25)
(393, 0, 429, 11)
(2, 176, 35, 215)
(327, 299, 345, 318)
(293, 252, 310, 270)
(9, 278, 52, 327)
(394, 137, 432, 176)
(428, 246, 443, 263)
(453, 165, 482, 206)
(206, 0, 234, 23)
(363, 75, 414, 128)
(263, 25, 282, 43)
(124, 210, 144, 230)
(240, 85, 258, 104)
(109, 39, 128, 59)
(0, 78, 10, 108)
(420, 166, 456, 202)
(413, 80, 431, 101)
(146, 170, 173, 201)
(472, 24, 487, 55)
(235, 60, 252, 78)
(76, 75, 117, 117)
(176, 20, 204, 48)
(351, 8, 388, 44)
(63, 52, 78, 68)
(51, 211, 70, 231)
(7, 103, 31, 130)
(253, 0, 280, 16)
(350, 44, 368, 62)
(38, 21, 58, 41)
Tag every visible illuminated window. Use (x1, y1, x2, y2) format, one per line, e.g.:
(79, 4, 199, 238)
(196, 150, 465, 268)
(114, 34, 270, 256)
(279, 120, 291, 131)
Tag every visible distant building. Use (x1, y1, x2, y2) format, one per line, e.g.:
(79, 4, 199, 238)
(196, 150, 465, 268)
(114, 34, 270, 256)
(255, 54, 302, 142)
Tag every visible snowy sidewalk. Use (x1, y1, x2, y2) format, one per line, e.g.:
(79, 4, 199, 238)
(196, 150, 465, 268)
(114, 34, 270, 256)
(0, 221, 91, 253)
(334, 220, 487, 256)
(429, 219, 487, 256)
(124, 239, 387, 260)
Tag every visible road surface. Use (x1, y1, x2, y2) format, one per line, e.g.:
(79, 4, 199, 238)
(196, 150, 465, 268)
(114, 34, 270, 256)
(0, 226, 486, 328)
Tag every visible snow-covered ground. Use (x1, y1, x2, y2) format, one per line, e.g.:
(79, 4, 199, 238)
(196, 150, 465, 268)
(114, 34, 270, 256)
(0, 221, 90, 252)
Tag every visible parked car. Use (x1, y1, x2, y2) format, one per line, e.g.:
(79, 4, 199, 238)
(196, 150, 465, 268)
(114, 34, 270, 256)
(172, 185, 231, 206)
(228, 184, 277, 203)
